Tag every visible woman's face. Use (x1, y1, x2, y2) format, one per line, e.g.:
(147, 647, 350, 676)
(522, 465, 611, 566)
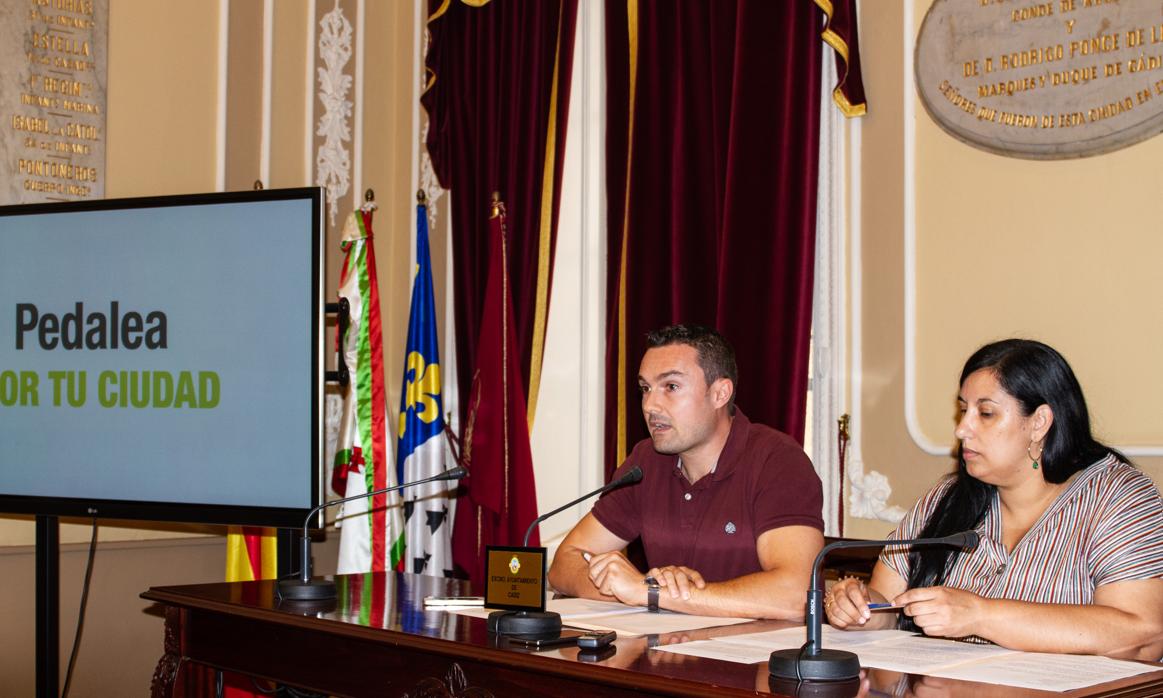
(955, 369, 1039, 486)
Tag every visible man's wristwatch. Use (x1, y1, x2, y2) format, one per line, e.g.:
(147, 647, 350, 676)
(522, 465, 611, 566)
(643, 575, 660, 613)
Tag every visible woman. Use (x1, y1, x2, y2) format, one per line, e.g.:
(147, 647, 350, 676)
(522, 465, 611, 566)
(826, 339, 1163, 659)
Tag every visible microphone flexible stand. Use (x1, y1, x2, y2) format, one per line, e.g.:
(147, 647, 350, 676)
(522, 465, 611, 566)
(277, 467, 466, 601)
(488, 466, 644, 637)
(768, 531, 979, 682)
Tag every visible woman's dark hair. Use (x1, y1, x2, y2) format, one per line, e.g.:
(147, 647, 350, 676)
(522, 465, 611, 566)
(900, 339, 1121, 629)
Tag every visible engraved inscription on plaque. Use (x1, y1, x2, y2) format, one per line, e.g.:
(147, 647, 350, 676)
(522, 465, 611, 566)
(915, 0, 1163, 159)
(0, 0, 107, 203)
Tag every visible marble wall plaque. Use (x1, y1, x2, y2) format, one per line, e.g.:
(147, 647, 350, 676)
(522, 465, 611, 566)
(916, 0, 1163, 159)
(0, 0, 107, 204)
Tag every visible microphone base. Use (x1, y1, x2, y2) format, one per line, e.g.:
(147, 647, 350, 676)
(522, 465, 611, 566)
(277, 577, 337, 601)
(768, 647, 860, 682)
(486, 610, 562, 637)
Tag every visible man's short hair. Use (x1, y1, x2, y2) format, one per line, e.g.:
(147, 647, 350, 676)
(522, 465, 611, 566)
(645, 324, 737, 414)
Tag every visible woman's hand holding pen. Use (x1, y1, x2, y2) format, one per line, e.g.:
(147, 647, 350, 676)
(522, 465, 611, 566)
(826, 576, 897, 630)
(825, 576, 872, 628)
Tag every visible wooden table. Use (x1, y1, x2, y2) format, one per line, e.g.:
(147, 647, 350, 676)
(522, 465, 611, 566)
(142, 572, 1163, 698)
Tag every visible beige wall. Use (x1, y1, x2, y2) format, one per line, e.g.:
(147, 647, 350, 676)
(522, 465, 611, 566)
(1, 1, 415, 693)
(846, 0, 1163, 538)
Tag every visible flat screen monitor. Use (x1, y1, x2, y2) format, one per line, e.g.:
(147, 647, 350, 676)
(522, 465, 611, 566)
(0, 188, 324, 528)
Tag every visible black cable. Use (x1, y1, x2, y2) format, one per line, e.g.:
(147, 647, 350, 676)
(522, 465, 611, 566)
(60, 517, 98, 698)
(794, 640, 810, 683)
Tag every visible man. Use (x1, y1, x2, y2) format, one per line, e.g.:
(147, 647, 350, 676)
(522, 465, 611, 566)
(547, 324, 823, 619)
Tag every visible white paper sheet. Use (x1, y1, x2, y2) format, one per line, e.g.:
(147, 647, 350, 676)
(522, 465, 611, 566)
(545, 597, 648, 618)
(565, 610, 753, 637)
(927, 651, 1161, 692)
(714, 625, 917, 651)
(654, 626, 922, 664)
(851, 635, 1016, 674)
(445, 597, 752, 636)
(445, 606, 493, 620)
(656, 623, 1163, 692)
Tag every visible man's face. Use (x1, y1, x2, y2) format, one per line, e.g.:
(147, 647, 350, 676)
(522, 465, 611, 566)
(637, 344, 724, 456)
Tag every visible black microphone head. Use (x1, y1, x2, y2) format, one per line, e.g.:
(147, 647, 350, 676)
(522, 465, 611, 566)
(621, 465, 643, 484)
(956, 530, 980, 549)
(443, 466, 468, 480)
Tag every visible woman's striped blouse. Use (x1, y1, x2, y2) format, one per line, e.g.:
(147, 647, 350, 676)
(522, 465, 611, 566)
(881, 455, 1163, 605)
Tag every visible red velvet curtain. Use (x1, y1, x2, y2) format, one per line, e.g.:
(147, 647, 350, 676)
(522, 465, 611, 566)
(604, 0, 835, 478)
(422, 0, 578, 427)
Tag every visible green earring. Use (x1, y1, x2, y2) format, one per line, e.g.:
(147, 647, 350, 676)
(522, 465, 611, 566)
(1027, 442, 1041, 470)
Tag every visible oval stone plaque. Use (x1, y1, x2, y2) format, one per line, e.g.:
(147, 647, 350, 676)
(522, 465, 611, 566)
(915, 0, 1163, 159)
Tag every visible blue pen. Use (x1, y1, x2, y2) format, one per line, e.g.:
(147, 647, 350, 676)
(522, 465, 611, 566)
(867, 603, 898, 610)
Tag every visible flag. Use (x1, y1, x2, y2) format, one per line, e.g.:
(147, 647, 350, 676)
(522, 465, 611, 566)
(333, 209, 405, 574)
(398, 198, 455, 576)
(451, 197, 540, 585)
(225, 527, 277, 581)
(223, 526, 276, 696)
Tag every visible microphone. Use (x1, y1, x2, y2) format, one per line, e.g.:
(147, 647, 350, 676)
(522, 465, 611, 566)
(768, 530, 980, 682)
(277, 466, 467, 601)
(489, 465, 644, 637)
(522, 465, 643, 546)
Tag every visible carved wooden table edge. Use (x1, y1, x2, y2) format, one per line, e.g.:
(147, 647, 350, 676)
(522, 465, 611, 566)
(142, 584, 768, 698)
(141, 580, 1163, 698)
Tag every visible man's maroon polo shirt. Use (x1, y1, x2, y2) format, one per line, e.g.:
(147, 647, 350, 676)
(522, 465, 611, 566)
(592, 410, 823, 583)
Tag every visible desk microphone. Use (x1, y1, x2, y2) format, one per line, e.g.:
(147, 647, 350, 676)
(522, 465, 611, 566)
(523, 465, 643, 546)
(488, 465, 644, 636)
(768, 530, 980, 682)
(277, 466, 467, 601)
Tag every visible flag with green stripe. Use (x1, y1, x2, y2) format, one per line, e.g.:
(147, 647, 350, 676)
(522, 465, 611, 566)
(333, 209, 404, 573)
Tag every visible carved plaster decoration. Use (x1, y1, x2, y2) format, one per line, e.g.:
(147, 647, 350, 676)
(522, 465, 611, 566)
(418, 120, 446, 230)
(419, 24, 447, 230)
(847, 462, 906, 523)
(316, 0, 353, 227)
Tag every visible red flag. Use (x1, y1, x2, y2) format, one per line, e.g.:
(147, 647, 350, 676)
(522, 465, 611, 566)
(452, 198, 540, 585)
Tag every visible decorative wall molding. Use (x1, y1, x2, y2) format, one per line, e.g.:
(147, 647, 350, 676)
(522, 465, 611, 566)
(315, 0, 353, 226)
(304, 0, 317, 185)
(215, 0, 229, 191)
(901, 1, 951, 459)
(352, 0, 365, 212)
(899, 4, 1163, 458)
(845, 113, 906, 526)
(260, 0, 273, 186)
